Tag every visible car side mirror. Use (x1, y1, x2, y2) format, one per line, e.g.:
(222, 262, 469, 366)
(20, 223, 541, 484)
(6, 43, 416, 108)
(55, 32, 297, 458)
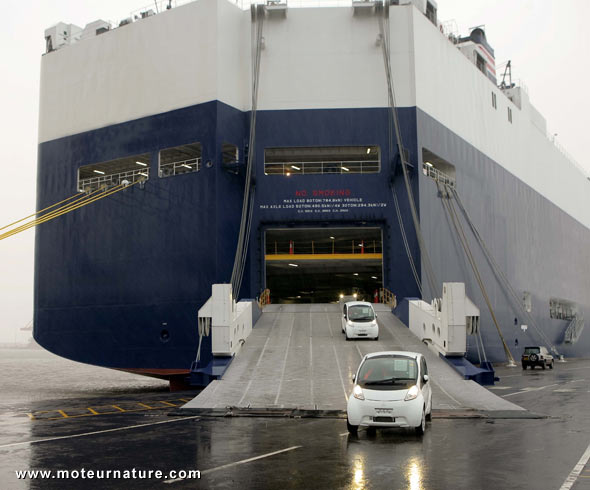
(352, 374, 356, 382)
(423, 374, 429, 382)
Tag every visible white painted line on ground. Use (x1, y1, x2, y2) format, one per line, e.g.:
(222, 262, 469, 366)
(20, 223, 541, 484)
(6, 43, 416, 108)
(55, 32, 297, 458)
(559, 441, 590, 490)
(355, 344, 364, 360)
(164, 445, 303, 484)
(430, 379, 462, 408)
(502, 383, 559, 397)
(326, 309, 350, 402)
(0, 416, 200, 450)
(237, 308, 282, 407)
(310, 328, 314, 406)
(333, 343, 349, 402)
(273, 314, 296, 405)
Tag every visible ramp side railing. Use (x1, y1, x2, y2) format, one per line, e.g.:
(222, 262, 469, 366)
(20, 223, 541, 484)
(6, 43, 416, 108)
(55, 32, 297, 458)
(258, 289, 271, 309)
(379, 287, 397, 308)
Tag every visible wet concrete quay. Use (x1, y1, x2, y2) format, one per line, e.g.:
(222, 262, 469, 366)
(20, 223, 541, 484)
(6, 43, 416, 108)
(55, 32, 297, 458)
(2, 346, 590, 489)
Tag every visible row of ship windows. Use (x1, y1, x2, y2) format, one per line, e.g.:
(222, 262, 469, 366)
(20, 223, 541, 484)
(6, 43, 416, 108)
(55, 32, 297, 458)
(491, 92, 513, 123)
(77, 144, 383, 191)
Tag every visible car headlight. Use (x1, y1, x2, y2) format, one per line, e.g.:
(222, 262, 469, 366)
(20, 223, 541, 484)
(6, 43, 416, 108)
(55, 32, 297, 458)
(404, 385, 419, 401)
(352, 384, 365, 400)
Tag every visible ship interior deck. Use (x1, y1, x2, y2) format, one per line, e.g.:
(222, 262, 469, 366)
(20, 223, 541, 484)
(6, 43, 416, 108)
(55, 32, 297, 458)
(264, 227, 383, 303)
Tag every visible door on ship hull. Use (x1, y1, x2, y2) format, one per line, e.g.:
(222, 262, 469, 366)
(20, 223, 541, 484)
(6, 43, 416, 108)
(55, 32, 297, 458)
(264, 227, 383, 303)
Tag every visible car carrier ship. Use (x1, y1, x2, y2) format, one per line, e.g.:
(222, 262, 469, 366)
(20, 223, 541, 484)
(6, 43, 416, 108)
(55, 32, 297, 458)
(34, 0, 590, 386)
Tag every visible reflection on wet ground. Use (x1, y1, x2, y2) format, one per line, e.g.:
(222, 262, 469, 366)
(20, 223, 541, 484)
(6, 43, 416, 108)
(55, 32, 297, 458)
(1, 349, 590, 489)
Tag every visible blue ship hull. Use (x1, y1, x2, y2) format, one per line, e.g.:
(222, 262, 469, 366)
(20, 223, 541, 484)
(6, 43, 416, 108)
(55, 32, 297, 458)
(34, 100, 590, 377)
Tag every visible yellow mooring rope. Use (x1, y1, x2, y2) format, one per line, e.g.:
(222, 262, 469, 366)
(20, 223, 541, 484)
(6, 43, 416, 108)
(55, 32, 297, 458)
(0, 180, 141, 241)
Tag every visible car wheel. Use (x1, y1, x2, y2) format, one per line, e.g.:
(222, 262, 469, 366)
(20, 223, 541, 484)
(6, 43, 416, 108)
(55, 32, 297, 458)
(345, 333, 351, 341)
(522, 363, 527, 370)
(347, 418, 358, 435)
(549, 361, 554, 369)
(366, 427, 377, 436)
(542, 362, 546, 370)
(415, 408, 426, 435)
(374, 336, 379, 341)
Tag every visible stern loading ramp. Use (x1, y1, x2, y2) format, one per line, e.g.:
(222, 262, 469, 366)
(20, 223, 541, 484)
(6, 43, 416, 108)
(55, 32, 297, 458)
(182, 304, 525, 415)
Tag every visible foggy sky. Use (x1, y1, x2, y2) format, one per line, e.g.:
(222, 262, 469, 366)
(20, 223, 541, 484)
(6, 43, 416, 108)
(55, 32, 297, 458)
(0, 0, 588, 344)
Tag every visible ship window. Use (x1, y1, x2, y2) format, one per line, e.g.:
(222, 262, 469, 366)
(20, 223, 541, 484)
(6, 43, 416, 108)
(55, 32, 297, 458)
(475, 52, 486, 74)
(425, 2, 437, 25)
(159, 143, 202, 178)
(549, 298, 576, 321)
(492, 92, 497, 109)
(78, 153, 151, 192)
(508, 107, 513, 123)
(523, 291, 532, 313)
(422, 148, 456, 187)
(264, 146, 380, 176)
(222, 142, 239, 164)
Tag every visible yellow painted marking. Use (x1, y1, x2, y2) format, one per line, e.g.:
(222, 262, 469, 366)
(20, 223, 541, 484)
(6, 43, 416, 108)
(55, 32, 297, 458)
(265, 253, 382, 261)
(28, 398, 185, 421)
(158, 401, 178, 407)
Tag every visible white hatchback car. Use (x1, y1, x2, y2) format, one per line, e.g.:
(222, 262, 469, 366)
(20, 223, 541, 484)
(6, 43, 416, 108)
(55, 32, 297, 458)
(346, 351, 432, 435)
(341, 301, 379, 340)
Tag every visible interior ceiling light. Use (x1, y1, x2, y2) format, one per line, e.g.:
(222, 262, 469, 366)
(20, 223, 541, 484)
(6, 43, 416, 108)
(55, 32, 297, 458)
(342, 167, 350, 172)
(181, 164, 192, 169)
(291, 165, 301, 170)
(288, 263, 298, 267)
(139, 172, 148, 177)
(366, 148, 371, 154)
(371, 276, 378, 279)
(136, 161, 148, 166)
(330, 236, 335, 239)
(93, 170, 105, 175)
(286, 172, 291, 177)
(353, 273, 359, 276)
(425, 161, 434, 167)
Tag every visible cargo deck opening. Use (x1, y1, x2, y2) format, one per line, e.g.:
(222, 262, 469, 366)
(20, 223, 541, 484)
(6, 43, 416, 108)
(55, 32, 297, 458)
(264, 227, 383, 303)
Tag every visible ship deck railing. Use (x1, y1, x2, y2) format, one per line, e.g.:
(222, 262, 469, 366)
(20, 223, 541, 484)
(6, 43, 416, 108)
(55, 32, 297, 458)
(422, 164, 456, 187)
(78, 168, 149, 192)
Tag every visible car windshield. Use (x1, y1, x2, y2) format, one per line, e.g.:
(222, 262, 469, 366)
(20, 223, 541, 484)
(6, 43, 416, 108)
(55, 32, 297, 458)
(357, 356, 418, 391)
(348, 305, 375, 322)
(524, 347, 540, 354)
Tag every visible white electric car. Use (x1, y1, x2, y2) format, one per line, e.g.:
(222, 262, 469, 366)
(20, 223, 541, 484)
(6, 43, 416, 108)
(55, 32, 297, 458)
(341, 301, 379, 340)
(346, 351, 432, 435)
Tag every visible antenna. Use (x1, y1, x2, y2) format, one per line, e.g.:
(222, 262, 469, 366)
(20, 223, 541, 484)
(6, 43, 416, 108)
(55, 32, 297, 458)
(499, 60, 513, 89)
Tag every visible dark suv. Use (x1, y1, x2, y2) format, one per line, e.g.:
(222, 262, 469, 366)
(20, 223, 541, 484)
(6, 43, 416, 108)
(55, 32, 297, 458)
(521, 346, 554, 370)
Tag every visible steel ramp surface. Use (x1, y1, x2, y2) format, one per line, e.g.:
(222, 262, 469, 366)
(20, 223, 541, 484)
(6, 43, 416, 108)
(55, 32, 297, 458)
(182, 304, 524, 413)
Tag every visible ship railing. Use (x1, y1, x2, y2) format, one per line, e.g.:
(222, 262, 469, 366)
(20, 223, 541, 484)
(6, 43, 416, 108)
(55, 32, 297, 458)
(564, 314, 585, 344)
(264, 160, 379, 175)
(129, 0, 193, 20)
(266, 239, 382, 255)
(379, 287, 397, 308)
(549, 136, 590, 180)
(159, 157, 201, 178)
(258, 288, 271, 308)
(78, 168, 149, 193)
(422, 164, 455, 187)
